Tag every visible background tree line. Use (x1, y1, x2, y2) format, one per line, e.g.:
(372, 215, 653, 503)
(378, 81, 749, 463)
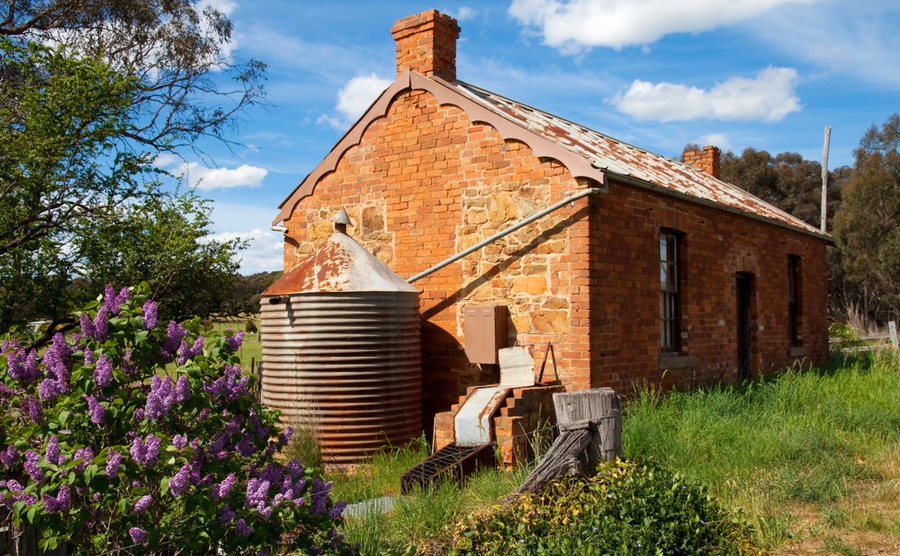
(689, 113, 900, 328)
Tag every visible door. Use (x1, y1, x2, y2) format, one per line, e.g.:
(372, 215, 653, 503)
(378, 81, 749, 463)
(736, 273, 753, 381)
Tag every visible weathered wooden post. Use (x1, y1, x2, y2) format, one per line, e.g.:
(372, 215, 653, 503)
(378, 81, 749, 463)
(889, 321, 898, 350)
(518, 387, 622, 493)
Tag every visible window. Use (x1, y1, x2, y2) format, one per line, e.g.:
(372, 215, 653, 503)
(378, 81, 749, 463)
(788, 255, 801, 345)
(660, 230, 681, 352)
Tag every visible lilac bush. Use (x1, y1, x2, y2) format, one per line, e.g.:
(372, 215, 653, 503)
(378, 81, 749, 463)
(0, 283, 351, 555)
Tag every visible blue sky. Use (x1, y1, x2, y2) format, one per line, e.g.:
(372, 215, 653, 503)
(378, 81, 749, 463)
(171, 0, 900, 274)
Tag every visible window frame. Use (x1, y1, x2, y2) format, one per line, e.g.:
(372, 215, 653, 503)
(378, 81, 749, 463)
(788, 255, 802, 346)
(659, 229, 683, 353)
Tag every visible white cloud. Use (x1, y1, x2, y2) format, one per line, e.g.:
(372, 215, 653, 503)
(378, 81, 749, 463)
(509, 0, 816, 52)
(611, 67, 801, 123)
(450, 7, 476, 21)
(697, 133, 731, 151)
(321, 74, 392, 130)
(336, 74, 392, 121)
(156, 157, 269, 190)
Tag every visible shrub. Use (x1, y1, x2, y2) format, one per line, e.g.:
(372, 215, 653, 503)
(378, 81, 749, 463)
(448, 459, 754, 555)
(0, 283, 352, 555)
(828, 322, 864, 352)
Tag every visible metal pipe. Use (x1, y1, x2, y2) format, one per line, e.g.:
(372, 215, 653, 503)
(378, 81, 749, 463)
(407, 187, 601, 284)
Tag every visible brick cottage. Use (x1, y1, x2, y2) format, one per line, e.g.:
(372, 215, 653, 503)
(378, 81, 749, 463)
(272, 10, 830, 460)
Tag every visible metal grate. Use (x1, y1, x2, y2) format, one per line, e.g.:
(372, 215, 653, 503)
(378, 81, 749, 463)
(400, 443, 494, 494)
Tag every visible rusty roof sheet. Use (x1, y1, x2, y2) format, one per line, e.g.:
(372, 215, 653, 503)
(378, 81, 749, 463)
(263, 231, 418, 295)
(453, 81, 827, 238)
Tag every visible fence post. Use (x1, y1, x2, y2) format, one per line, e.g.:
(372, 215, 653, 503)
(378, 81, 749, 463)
(889, 321, 898, 350)
(517, 388, 622, 493)
(552, 388, 623, 462)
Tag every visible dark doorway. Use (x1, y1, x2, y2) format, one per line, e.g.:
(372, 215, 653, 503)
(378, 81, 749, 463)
(736, 273, 753, 381)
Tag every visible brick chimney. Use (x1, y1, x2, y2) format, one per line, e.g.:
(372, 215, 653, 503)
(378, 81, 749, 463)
(683, 145, 721, 179)
(391, 10, 460, 81)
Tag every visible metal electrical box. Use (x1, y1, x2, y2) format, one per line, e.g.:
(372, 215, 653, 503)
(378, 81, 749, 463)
(464, 305, 508, 364)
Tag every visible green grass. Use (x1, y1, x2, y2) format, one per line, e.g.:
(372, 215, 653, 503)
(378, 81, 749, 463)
(623, 352, 900, 551)
(299, 352, 900, 555)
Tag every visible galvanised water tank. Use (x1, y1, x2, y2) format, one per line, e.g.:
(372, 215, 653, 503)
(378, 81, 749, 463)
(260, 211, 422, 466)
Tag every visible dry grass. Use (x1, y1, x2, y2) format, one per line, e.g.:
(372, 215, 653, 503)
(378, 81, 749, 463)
(775, 443, 900, 555)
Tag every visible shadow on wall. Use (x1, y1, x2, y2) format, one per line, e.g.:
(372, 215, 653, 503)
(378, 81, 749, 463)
(418, 205, 592, 440)
(422, 206, 591, 321)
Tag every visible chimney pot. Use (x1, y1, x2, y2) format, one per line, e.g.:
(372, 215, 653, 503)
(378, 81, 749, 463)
(391, 10, 460, 81)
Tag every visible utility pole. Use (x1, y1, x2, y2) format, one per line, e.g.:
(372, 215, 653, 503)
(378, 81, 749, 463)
(821, 126, 831, 234)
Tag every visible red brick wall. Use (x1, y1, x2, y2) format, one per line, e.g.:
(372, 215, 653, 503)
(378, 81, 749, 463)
(589, 182, 829, 394)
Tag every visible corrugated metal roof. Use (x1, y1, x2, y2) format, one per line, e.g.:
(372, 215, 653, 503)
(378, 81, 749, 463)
(453, 81, 827, 238)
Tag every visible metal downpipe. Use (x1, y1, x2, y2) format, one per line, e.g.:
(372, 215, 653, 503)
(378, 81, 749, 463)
(407, 187, 601, 284)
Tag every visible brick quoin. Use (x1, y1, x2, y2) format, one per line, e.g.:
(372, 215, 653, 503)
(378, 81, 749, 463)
(277, 10, 830, 448)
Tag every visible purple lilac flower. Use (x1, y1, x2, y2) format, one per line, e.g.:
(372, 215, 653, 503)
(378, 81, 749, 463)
(79, 313, 95, 340)
(132, 495, 152, 514)
(202, 364, 249, 403)
(38, 376, 66, 401)
(211, 473, 236, 500)
(102, 285, 129, 315)
(41, 484, 71, 514)
(237, 436, 256, 458)
(197, 408, 210, 422)
(93, 353, 114, 388)
(134, 408, 145, 422)
(145, 375, 175, 422)
(84, 394, 105, 425)
(3, 339, 40, 383)
(176, 336, 204, 366)
(121, 349, 138, 378)
(0, 445, 18, 468)
(23, 450, 44, 482)
(130, 434, 161, 467)
(285, 459, 304, 479)
(174, 375, 191, 402)
(22, 395, 43, 423)
(73, 447, 93, 473)
(172, 435, 188, 450)
(280, 426, 294, 446)
(219, 504, 235, 524)
(43, 333, 72, 376)
(225, 330, 245, 351)
(235, 518, 252, 537)
(83, 347, 95, 365)
(142, 300, 158, 330)
(329, 501, 348, 520)
(92, 307, 109, 342)
(249, 409, 270, 441)
(161, 322, 189, 363)
(169, 464, 191, 497)
(245, 478, 270, 509)
(310, 479, 332, 515)
(128, 527, 147, 544)
(45, 436, 61, 466)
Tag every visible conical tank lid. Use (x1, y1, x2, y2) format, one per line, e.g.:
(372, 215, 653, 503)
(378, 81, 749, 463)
(263, 212, 417, 295)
